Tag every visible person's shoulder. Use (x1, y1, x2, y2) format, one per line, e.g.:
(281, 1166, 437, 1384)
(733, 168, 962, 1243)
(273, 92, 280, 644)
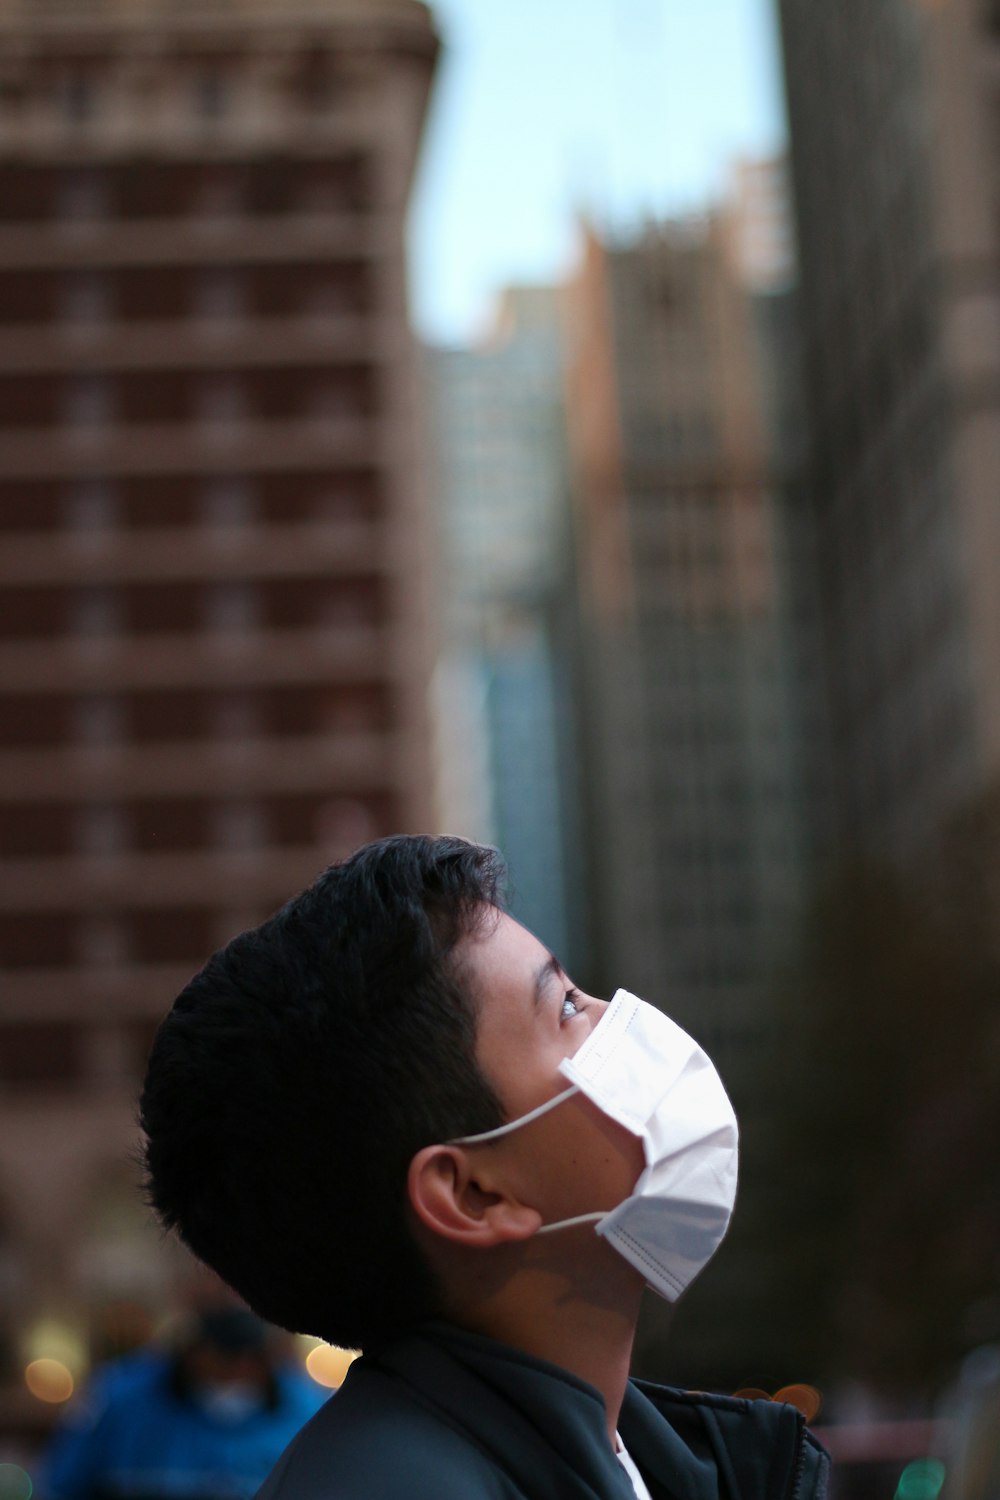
(635, 1382, 830, 1500)
(256, 1364, 513, 1500)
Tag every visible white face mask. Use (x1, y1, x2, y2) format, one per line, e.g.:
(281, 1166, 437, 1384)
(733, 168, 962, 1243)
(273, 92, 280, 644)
(453, 989, 739, 1301)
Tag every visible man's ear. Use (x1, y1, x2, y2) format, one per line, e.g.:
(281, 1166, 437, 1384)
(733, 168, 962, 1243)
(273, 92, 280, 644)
(407, 1144, 542, 1248)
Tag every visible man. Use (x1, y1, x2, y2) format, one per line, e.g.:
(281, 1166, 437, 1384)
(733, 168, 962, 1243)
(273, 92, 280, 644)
(39, 1305, 329, 1500)
(140, 835, 828, 1499)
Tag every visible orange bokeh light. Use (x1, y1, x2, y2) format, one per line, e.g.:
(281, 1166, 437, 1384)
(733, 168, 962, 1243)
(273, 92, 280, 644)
(24, 1358, 74, 1404)
(773, 1383, 822, 1422)
(304, 1344, 358, 1390)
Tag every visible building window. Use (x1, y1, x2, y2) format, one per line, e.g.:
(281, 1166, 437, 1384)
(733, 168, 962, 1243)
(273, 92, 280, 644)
(63, 374, 115, 430)
(56, 168, 109, 222)
(196, 376, 247, 428)
(70, 586, 121, 640)
(73, 694, 126, 746)
(301, 280, 351, 320)
(64, 479, 118, 536)
(213, 801, 266, 852)
(298, 168, 346, 214)
(193, 166, 242, 218)
(77, 916, 130, 966)
(60, 75, 96, 123)
(306, 383, 357, 425)
(60, 270, 114, 327)
(195, 72, 228, 121)
(299, 62, 343, 113)
(205, 582, 258, 633)
(319, 587, 372, 628)
(76, 804, 128, 857)
(312, 484, 366, 523)
(192, 270, 244, 322)
(210, 691, 261, 739)
(201, 477, 255, 529)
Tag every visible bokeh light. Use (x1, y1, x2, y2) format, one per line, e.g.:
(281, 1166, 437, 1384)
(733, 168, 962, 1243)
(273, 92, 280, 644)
(895, 1458, 946, 1500)
(732, 1387, 772, 1401)
(302, 1342, 359, 1390)
(24, 1358, 75, 1404)
(23, 1319, 87, 1378)
(0, 1466, 32, 1500)
(773, 1384, 822, 1422)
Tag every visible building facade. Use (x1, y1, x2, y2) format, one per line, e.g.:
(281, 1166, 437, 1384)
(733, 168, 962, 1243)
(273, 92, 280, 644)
(0, 0, 437, 1402)
(565, 203, 805, 1065)
(428, 288, 583, 967)
(778, 0, 1000, 856)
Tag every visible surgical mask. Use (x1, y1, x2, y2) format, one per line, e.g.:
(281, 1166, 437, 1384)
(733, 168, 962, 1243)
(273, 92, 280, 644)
(194, 1380, 266, 1424)
(454, 989, 739, 1301)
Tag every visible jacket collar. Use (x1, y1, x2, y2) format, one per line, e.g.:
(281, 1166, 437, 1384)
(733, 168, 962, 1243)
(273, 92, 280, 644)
(371, 1323, 806, 1500)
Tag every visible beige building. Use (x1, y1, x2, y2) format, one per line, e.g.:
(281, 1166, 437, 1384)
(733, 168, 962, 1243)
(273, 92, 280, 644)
(778, 0, 1000, 855)
(564, 195, 804, 1070)
(0, 0, 437, 1416)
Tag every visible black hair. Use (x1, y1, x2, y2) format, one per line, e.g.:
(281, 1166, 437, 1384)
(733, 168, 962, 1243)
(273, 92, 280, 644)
(140, 835, 507, 1350)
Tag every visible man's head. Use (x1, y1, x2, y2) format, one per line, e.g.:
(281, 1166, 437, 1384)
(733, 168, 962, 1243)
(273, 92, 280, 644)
(140, 835, 508, 1351)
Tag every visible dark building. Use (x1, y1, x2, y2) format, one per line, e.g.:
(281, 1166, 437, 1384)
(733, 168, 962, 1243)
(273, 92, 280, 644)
(777, 0, 1000, 858)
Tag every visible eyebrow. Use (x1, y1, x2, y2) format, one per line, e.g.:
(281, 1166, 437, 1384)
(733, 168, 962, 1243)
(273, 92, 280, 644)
(533, 953, 563, 1009)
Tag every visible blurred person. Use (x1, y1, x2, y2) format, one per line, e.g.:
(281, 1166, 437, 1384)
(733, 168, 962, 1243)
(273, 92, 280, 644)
(38, 1305, 329, 1500)
(140, 835, 829, 1499)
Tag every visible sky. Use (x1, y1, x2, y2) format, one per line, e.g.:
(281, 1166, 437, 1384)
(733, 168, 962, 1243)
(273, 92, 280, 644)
(408, 0, 788, 346)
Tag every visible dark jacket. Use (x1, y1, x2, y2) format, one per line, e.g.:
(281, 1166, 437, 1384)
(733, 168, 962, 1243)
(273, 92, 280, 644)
(255, 1323, 829, 1500)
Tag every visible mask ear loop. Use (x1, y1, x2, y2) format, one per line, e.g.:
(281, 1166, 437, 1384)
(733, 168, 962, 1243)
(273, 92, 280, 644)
(448, 1084, 580, 1146)
(535, 1211, 605, 1236)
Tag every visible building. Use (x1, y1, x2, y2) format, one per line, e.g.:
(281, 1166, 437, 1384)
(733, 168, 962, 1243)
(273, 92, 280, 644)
(565, 200, 804, 1063)
(0, 0, 437, 1402)
(428, 287, 583, 967)
(777, 0, 1000, 857)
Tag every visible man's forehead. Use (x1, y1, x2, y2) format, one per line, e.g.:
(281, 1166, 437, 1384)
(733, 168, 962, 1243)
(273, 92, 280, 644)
(458, 912, 555, 1013)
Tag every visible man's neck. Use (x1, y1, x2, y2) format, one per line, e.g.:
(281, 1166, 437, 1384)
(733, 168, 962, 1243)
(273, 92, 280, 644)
(455, 1246, 645, 1449)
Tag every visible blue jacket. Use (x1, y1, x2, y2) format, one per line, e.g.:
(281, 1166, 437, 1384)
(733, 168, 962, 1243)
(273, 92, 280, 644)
(256, 1323, 829, 1500)
(39, 1349, 329, 1500)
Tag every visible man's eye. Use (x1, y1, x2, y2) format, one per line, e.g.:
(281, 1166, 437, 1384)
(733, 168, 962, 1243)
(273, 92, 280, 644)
(559, 990, 582, 1023)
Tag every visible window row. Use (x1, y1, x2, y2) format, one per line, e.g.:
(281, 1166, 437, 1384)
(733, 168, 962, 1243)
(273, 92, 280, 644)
(0, 683, 391, 748)
(0, 263, 372, 325)
(0, 1018, 155, 1090)
(0, 59, 364, 129)
(2, 577, 385, 641)
(0, 369, 375, 430)
(0, 793, 390, 861)
(0, 472, 382, 533)
(0, 157, 370, 225)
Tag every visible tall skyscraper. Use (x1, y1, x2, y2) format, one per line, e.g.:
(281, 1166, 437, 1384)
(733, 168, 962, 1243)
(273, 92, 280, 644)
(777, 0, 1000, 857)
(0, 0, 437, 1383)
(565, 199, 804, 1067)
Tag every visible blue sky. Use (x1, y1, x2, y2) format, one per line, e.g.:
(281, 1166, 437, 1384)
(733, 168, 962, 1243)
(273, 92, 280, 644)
(408, 0, 788, 345)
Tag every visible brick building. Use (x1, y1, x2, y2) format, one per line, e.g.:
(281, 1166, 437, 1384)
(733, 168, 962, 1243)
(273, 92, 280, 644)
(0, 0, 437, 1402)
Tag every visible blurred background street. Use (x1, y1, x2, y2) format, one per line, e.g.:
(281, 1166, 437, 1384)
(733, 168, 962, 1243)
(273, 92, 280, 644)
(0, 1, 998, 1497)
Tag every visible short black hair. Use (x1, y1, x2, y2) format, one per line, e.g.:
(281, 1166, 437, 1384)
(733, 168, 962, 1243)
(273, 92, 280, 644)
(140, 835, 507, 1350)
